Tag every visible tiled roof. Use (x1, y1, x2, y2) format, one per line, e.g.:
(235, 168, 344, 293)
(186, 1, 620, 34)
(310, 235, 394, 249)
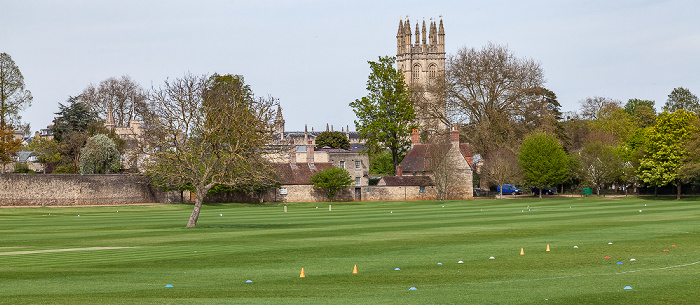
(381, 175, 434, 186)
(273, 162, 333, 185)
(399, 144, 431, 172)
(459, 143, 473, 168)
(400, 142, 473, 172)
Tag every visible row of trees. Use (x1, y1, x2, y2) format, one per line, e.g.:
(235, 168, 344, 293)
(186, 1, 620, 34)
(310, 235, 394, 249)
(482, 94, 700, 199)
(348, 44, 700, 200)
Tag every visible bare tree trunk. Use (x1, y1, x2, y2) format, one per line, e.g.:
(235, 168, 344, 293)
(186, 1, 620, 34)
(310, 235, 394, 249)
(677, 180, 681, 200)
(187, 185, 211, 227)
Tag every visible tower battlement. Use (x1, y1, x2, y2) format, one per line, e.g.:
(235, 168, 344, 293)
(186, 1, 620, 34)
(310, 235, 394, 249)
(396, 17, 446, 131)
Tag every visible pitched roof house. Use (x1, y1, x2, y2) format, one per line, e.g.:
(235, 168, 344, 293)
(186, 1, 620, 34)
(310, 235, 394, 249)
(387, 127, 473, 199)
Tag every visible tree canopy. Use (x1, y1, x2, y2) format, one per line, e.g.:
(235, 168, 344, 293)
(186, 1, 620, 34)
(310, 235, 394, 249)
(315, 131, 350, 150)
(445, 43, 551, 157)
(664, 87, 699, 115)
(350, 56, 417, 173)
(637, 109, 698, 199)
(79, 134, 120, 174)
(518, 132, 568, 197)
(0, 53, 32, 128)
(310, 167, 353, 201)
(0, 53, 33, 171)
(143, 73, 278, 227)
(79, 75, 148, 128)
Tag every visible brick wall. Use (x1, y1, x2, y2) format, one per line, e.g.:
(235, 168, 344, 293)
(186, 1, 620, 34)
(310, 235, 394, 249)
(0, 174, 178, 206)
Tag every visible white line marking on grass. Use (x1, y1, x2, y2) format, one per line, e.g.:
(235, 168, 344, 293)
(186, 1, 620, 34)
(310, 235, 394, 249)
(0, 247, 137, 256)
(479, 260, 700, 285)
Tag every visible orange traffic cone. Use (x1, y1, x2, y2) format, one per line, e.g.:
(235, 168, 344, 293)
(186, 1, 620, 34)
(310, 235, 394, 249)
(299, 268, 305, 278)
(546, 244, 551, 252)
(520, 248, 525, 255)
(352, 265, 358, 274)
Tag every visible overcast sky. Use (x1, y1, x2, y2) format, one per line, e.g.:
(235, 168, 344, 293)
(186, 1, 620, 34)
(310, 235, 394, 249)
(2, 0, 698, 134)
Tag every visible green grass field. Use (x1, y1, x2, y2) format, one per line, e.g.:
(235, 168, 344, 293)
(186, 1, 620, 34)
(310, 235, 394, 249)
(1, 197, 698, 304)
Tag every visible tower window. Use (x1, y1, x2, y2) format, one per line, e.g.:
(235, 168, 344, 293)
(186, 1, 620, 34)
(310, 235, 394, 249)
(429, 64, 437, 80)
(412, 64, 421, 81)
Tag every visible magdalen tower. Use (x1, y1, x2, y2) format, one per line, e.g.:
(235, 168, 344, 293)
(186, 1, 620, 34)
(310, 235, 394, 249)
(396, 17, 446, 131)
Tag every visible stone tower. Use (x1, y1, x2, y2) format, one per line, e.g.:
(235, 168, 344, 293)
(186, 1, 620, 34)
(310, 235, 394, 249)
(396, 17, 446, 131)
(273, 104, 285, 140)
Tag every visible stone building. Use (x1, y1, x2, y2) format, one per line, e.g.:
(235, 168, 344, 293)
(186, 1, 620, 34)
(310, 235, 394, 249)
(397, 17, 447, 131)
(104, 105, 144, 170)
(390, 127, 474, 199)
(272, 105, 362, 145)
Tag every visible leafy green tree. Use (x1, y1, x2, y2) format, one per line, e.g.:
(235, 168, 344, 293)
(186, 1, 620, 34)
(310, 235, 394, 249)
(350, 56, 417, 172)
(679, 118, 700, 185)
(0, 53, 33, 171)
(52, 97, 98, 142)
(144, 73, 278, 227)
(310, 167, 353, 201)
(369, 150, 395, 175)
(27, 137, 61, 173)
(518, 132, 568, 198)
(52, 97, 100, 173)
(624, 99, 657, 128)
(588, 103, 636, 143)
(624, 98, 655, 116)
(79, 134, 120, 174)
(664, 87, 699, 115)
(638, 109, 698, 199)
(315, 131, 350, 150)
(579, 141, 624, 195)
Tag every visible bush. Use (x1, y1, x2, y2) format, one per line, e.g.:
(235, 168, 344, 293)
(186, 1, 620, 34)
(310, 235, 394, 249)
(315, 131, 350, 150)
(310, 167, 354, 201)
(79, 134, 121, 174)
(13, 163, 36, 173)
(52, 164, 75, 174)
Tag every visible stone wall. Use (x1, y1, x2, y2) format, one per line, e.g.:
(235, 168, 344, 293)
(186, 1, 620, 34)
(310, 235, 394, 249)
(0, 174, 178, 206)
(204, 185, 439, 203)
(362, 185, 438, 201)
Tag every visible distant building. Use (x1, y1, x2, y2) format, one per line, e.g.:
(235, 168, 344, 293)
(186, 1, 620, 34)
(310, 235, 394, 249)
(396, 17, 447, 131)
(104, 105, 144, 171)
(388, 127, 473, 199)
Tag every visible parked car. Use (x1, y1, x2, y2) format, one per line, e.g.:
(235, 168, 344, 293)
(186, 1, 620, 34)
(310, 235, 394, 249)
(497, 184, 522, 195)
(473, 188, 489, 197)
(531, 186, 557, 196)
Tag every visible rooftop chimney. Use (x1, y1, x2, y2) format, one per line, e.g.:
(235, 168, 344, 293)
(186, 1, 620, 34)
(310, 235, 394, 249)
(450, 126, 459, 142)
(306, 140, 315, 168)
(396, 165, 403, 177)
(289, 140, 297, 168)
(411, 129, 420, 145)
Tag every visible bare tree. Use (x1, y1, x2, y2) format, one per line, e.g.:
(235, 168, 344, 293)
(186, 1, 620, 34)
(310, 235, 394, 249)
(445, 43, 549, 157)
(143, 73, 279, 227)
(79, 75, 148, 127)
(427, 134, 456, 200)
(579, 96, 622, 121)
(481, 146, 522, 199)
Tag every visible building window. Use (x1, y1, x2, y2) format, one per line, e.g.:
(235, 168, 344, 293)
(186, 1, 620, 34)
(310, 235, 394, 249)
(340, 161, 345, 168)
(356, 177, 361, 186)
(420, 186, 426, 193)
(412, 64, 421, 81)
(280, 188, 288, 195)
(429, 64, 437, 79)
(355, 161, 361, 169)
